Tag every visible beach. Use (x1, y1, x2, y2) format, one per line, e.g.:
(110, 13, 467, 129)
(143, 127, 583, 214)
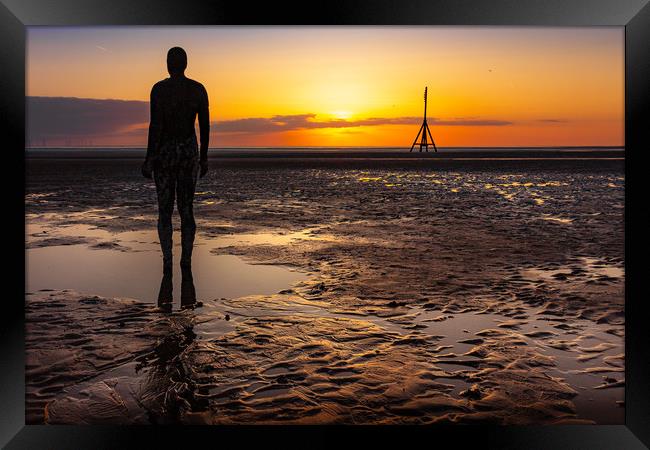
(25, 148, 625, 424)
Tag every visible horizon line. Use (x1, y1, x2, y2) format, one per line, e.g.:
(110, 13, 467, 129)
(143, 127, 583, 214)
(25, 145, 626, 150)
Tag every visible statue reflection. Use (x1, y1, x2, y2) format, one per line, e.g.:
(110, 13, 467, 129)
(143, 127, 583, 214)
(157, 272, 173, 310)
(180, 266, 197, 309)
(157, 266, 198, 310)
(139, 265, 207, 423)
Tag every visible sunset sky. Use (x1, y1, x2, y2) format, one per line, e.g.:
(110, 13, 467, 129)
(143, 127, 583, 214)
(27, 26, 624, 148)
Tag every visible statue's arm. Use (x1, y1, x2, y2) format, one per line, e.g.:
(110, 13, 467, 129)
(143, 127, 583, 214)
(198, 85, 210, 162)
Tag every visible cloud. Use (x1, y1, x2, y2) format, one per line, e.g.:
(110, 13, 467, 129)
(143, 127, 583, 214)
(216, 114, 513, 133)
(27, 96, 149, 142)
(537, 119, 568, 123)
(432, 118, 513, 126)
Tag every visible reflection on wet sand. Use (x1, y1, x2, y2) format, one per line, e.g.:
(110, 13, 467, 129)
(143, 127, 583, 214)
(181, 267, 198, 309)
(34, 285, 624, 425)
(134, 310, 204, 424)
(26, 159, 625, 424)
(39, 295, 207, 425)
(157, 267, 198, 311)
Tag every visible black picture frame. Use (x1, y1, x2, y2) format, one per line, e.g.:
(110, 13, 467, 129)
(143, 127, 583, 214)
(2, 0, 649, 448)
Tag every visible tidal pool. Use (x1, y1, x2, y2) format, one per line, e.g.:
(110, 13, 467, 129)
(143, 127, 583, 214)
(26, 223, 308, 305)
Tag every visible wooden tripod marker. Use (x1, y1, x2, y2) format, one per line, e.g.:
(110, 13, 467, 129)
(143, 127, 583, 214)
(410, 87, 438, 152)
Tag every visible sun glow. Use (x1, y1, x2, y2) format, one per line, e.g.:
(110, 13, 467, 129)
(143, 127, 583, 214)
(331, 111, 353, 120)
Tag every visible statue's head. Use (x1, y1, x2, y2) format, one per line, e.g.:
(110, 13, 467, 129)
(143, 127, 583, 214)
(167, 47, 187, 76)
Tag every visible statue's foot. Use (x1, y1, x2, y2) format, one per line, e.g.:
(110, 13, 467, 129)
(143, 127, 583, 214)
(158, 302, 173, 313)
(157, 272, 173, 310)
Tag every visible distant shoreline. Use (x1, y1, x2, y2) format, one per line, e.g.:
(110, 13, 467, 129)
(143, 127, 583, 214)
(25, 147, 625, 162)
(25, 145, 625, 151)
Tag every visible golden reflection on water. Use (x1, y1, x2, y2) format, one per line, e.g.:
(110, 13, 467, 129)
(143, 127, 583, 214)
(26, 220, 310, 305)
(541, 214, 574, 224)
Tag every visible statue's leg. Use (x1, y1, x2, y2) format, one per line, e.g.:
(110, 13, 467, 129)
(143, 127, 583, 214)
(154, 156, 176, 276)
(177, 143, 200, 269)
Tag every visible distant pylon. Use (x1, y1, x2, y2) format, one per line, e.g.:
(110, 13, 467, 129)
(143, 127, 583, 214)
(410, 87, 438, 152)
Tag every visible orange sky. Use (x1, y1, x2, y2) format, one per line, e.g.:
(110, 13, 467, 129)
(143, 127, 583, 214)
(27, 26, 624, 147)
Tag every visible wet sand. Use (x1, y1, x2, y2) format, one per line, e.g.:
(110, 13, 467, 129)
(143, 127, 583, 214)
(25, 150, 624, 424)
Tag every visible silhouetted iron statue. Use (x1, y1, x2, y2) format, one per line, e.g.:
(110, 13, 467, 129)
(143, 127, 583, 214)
(142, 47, 210, 286)
(410, 87, 438, 153)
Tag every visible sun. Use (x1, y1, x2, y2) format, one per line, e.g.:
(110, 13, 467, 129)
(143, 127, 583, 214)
(331, 111, 353, 120)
